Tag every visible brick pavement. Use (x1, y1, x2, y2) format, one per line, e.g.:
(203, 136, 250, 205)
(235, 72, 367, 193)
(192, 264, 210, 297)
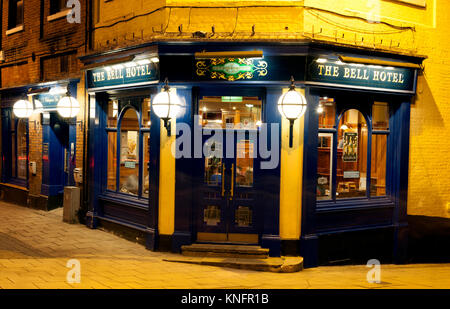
(0, 201, 449, 289)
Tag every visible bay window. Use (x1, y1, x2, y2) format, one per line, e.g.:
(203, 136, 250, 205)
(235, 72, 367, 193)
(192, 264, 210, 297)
(105, 98, 150, 198)
(316, 97, 389, 202)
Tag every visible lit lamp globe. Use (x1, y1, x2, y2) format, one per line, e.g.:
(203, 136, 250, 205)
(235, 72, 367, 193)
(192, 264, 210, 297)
(152, 78, 182, 135)
(13, 99, 34, 118)
(57, 95, 80, 118)
(277, 77, 307, 147)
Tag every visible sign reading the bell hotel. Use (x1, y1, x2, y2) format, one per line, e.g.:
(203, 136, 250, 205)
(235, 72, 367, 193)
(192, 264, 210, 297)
(306, 57, 416, 93)
(87, 61, 159, 89)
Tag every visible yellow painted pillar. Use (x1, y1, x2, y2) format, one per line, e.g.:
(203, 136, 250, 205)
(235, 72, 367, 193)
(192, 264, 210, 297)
(158, 112, 176, 236)
(279, 88, 305, 240)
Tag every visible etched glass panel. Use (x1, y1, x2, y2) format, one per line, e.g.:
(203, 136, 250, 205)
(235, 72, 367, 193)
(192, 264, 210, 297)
(336, 109, 368, 199)
(107, 131, 117, 191)
(119, 108, 139, 196)
(204, 141, 223, 186)
(317, 133, 333, 200)
(16, 119, 27, 180)
(371, 134, 387, 196)
(107, 99, 118, 128)
(318, 97, 336, 129)
(200, 96, 262, 129)
(235, 206, 252, 227)
(142, 132, 150, 198)
(204, 205, 221, 226)
(372, 102, 389, 131)
(236, 140, 253, 187)
(142, 98, 151, 128)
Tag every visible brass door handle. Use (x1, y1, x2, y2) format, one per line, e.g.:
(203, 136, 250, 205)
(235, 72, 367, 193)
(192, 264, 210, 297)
(221, 163, 225, 197)
(229, 163, 234, 200)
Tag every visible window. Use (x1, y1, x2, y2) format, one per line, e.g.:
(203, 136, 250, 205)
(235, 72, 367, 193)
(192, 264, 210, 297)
(8, 0, 24, 29)
(2, 109, 28, 185)
(316, 97, 389, 202)
(50, 0, 67, 15)
(199, 96, 262, 129)
(105, 98, 150, 198)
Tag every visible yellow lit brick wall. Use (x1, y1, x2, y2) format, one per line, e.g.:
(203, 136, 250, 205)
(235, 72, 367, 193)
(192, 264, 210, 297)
(408, 1, 450, 218)
(301, 0, 450, 218)
(91, 0, 450, 227)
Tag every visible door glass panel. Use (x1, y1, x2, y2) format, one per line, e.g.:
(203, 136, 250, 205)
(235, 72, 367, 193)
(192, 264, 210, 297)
(236, 140, 253, 187)
(317, 133, 333, 200)
(142, 98, 151, 128)
(142, 132, 150, 198)
(200, 96, 262, 129)
(107, 131, 117, 191)
(235, 206, 252, 227)
(11, 130, 16, 178)
(204, 141, 223, 186)
(204, 205, 221, 226)
(16, 119, 27, 179)
(107, 99, 118, 128)
(371, 134, 387, 196)
(318, 97, 336, 129)
(119, 108, 139, 196)
(372, 102, 389, 131)
(337, 109, 367, 199)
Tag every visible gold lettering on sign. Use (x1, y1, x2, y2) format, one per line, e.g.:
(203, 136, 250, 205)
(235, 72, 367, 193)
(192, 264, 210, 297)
(318, 64, 325, 75)
(393, 73, 399, 83)
(314, 60, 408, 86)
(373, 71, 380, 81)
(333, 66, 339, 77)
(344, 68, 350, 78)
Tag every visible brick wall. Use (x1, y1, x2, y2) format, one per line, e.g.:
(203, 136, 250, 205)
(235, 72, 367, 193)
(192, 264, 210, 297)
(0, 0, 88, 199)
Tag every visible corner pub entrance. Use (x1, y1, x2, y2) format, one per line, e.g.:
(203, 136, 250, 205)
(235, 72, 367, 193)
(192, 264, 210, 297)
(81, 42, 423, 267)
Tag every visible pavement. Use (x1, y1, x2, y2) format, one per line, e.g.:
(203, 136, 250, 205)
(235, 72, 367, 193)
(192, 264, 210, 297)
(0, 201, 449, 289)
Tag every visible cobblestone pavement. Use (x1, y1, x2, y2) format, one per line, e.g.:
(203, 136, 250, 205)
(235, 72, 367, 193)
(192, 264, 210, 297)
(0, 201, 449, 289)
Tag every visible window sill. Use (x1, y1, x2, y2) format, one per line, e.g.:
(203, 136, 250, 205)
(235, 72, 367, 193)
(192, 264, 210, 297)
(0, 182, 28, 191)
(5, 25, 24, 36)
(98, 192, 149, 210)
(316, 197, 395, 212)
(47, 9, 71, 22)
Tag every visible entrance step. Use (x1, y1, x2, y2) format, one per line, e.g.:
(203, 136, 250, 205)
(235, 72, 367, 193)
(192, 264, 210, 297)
(181, 243, 269, 259)
(163, 256, 303, 273)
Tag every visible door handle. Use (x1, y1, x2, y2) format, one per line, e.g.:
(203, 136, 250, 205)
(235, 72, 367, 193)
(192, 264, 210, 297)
(221, 163, 225, 197)
(229, 163, 234, 200)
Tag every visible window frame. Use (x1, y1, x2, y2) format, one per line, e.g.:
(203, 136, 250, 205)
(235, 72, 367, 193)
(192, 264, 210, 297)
(316, 94, 392, 208)
(49, 0, 67, 15)
(8, 0, 24, 30)
(104, 98, 150, 200)
(1, 108, 29, 187)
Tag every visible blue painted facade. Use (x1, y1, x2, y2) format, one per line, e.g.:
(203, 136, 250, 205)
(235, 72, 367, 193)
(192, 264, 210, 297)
(81, 42, 423, 267)
(0, 80, 79, 210)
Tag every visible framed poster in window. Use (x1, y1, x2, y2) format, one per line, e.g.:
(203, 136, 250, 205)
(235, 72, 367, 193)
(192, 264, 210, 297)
(343, 132, 358, 162)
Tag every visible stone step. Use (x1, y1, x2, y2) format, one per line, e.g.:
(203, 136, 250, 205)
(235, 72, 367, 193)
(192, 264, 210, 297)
(163, 256, 303, 273)
(181, 243, 269, 259)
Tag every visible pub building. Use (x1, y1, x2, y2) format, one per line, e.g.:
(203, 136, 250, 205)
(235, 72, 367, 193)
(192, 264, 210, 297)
(0, 81, 80, 210)
(81, 42, 423, 267)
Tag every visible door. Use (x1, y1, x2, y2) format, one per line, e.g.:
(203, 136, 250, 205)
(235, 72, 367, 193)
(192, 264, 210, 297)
(50, 113, 70, 190)
(197, 94, 262, 243)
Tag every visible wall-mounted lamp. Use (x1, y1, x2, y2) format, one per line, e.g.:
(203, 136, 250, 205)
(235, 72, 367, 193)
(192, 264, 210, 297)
(152, 78, 182, 136)
(57, 90, 80, 118)
(13, 99, 34, 118)
(277, 76, 307, 148)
